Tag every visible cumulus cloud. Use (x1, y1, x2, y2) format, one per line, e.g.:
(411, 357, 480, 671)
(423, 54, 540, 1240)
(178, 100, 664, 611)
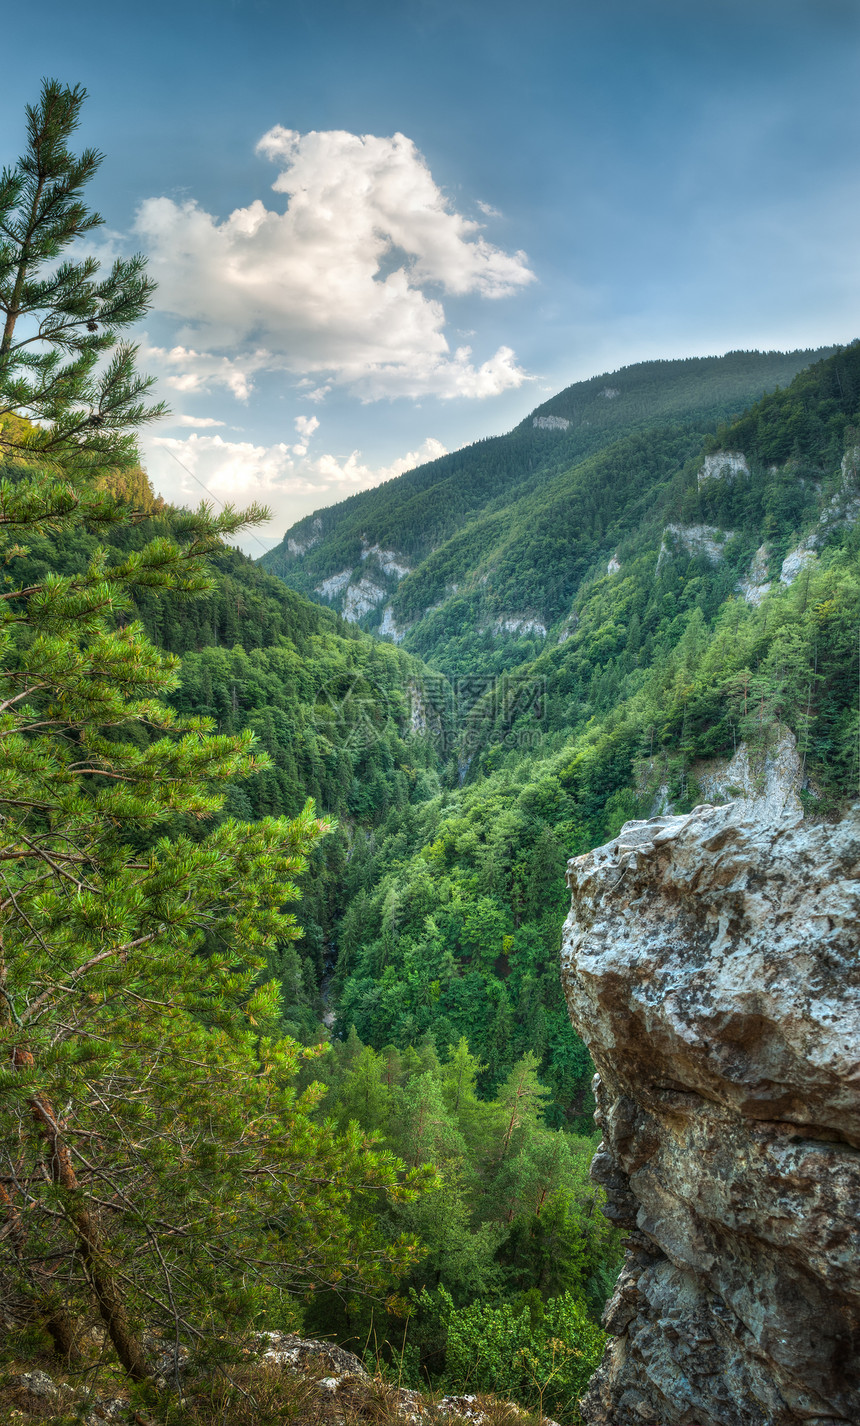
(173, 414, 226, 428)
(348, 343, 527, 403)
(290, 413, 320, 456)
(143, 431, 449, 547)
(135, 128, 534, 401)
(140, 341, 270, 401)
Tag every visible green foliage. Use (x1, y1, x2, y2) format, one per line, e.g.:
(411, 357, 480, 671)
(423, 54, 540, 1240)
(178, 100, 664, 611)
(0, 493, 453, 1021)
(0, 82, 430, 1388)
(0, 439, 429, 1375)
(425, 1285, 606, 1422)
(0, 80, 166, 474)
(264, 346, 837, 682)
(301, 1033, 620, 1410)
(332, 779, 591, 1120)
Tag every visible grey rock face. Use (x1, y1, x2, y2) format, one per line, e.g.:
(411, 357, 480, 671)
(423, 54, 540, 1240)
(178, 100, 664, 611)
(561, 805, 860, 1426)
(698, 451, 750, 488)
(259, 1332, 368, 1376)
(657, 524, 735, 571)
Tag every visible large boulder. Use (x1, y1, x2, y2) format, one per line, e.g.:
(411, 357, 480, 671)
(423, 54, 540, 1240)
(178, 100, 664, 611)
(561, 805, 860, 1426)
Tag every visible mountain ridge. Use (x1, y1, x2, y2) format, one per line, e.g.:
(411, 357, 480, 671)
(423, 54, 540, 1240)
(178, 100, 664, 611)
(261, 346, 838, 678)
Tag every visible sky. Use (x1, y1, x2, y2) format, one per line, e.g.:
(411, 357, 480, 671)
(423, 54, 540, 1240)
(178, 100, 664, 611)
(4, 0, 860, 551)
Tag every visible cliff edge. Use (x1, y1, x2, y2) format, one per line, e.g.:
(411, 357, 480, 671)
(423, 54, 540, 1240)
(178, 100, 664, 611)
(561, 805, 860, 1426)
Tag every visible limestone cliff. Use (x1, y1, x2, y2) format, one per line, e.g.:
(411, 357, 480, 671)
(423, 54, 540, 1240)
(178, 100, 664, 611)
(561, 805, 860, 1426)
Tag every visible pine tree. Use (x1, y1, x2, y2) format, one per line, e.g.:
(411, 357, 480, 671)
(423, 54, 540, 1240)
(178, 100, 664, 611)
(0, 80, 166, 476)
(0, 83, 426, 1383)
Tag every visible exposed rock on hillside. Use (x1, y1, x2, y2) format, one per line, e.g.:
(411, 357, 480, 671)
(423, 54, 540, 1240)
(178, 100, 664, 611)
(379, 604, 408, 642)
(698, 450, 750, 487)
(316, 569, 352, 599)
(360, 541, 412, 579)
(657, 523, 734, 570)
(288, 517, 323, 556)
(774, 443, 860, 593)
(492, 614, 547, 638)
(342, 576, 386, 622)
(736, 542, 771, 605)
(696, 728, 806, 824)
(557, 612, 579, 645)
(561, 804, 860, 1426)
(780, 546, 817, 586)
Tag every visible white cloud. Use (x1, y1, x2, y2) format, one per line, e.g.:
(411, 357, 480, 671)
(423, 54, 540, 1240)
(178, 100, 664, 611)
(172, 414, 226, 428)
(143, 431, 449, 549)
(476, 200, 503, 218)
(347, 344, 528, 403)
(140, 341, 270, 401)
(134, 128, 534, 401)
(290, 414, 320, 457)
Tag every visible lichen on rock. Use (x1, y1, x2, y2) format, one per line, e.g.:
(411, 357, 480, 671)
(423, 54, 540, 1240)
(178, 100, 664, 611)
(561, 804, 860, 1426)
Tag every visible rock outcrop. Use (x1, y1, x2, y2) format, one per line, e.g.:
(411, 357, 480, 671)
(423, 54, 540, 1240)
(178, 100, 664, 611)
(696, 729, 806, 825)
(657, 524, 735, 571)
(492, 614, 548, 638)
(736, 543, 771, 606)
(780, 546, 817, 587)
(698, 451, 750, 488)
(342, 576, 387, 622)
(561, 804, 860, 1426)
(379, 604, 408, 642)
(8, 1336, 558, 1426)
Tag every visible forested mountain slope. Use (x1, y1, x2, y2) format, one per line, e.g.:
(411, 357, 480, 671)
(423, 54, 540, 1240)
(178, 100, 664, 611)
(10, 341, 860, 1413)
(263, 347, 834, 678)
(322, 341, 860, 1146)
(205, 341, 860, 1387)
(3, 498, 450, 1035)
(1, 426, 612, 1406)
(455, 338, 860, 786)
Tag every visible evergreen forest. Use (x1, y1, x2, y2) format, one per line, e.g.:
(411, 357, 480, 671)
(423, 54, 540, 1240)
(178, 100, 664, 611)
(2, 77, 860, 1426)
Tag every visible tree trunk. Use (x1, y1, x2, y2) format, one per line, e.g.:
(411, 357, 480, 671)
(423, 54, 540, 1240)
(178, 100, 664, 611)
(12, 1046, 149, 1382)
(0, 1177, 81, 1360)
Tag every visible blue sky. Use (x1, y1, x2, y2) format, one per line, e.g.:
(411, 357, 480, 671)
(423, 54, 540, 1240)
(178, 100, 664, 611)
(4, 0, 860, 548)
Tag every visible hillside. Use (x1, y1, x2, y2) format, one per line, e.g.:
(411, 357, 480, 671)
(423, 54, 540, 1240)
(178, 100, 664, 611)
(454, 339, 860, 785)
(2, 501, 452, 1035)
(237, 339, 860, 1122)
(0, 434, 616, 1409)
(243, 342, 860, 1392)
(7, 342, 860, 1419)
(262, 347, 835, 678)
(318, 339, 860, 1146)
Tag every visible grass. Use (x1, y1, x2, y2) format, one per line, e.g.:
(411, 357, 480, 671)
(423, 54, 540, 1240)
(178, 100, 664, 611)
(0, 1328, 555, 1426)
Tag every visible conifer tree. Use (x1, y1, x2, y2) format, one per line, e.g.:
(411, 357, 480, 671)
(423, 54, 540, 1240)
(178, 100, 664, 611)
(0, 80, 166, 475)
(0, 82, 425, 1382)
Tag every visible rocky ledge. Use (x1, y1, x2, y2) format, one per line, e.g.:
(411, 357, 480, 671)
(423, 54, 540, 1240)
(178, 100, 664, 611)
(7, 1335, 558, 1426)
(561, 804, 860, 1426)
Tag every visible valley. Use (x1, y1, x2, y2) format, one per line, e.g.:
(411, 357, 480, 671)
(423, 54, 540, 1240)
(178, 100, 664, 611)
(5, 333, 860, 1422)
